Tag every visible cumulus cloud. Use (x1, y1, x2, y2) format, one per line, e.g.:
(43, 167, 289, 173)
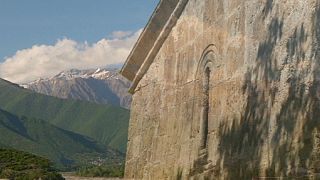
(0, 29, 141, 83)
(111, 30, 133, 39)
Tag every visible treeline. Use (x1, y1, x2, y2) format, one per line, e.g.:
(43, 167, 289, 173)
(0, 149, 64, 180)
(76, 164, 124, 177)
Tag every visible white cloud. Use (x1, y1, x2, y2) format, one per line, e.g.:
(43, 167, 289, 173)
(111, 30, 133, 39)
(0, 29, 141, 83)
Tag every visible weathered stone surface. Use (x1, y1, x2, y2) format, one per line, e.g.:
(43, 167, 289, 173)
(123, 0, 320, 179)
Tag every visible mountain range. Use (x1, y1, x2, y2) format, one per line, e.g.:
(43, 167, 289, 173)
(22, 68, 132, 109)
(0, 108, 123, 170)
(0, 78, 129, 169)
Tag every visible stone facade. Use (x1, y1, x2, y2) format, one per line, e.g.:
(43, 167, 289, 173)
(121, 0, 320, 179)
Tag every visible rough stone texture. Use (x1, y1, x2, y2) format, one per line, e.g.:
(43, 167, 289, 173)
(124, 0, 320, 179)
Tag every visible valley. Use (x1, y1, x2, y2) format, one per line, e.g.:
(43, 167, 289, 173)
(0, 77, 129, 171)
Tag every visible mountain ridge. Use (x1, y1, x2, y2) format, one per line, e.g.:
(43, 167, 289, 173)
(0, 108, 124, 170)
(22, 68, 132, 109)
(0, 78, 129, 153)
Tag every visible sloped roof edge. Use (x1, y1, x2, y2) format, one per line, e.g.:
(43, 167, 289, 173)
(120, 0, 189, 94)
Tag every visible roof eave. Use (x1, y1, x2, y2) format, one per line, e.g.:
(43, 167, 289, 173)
(120, 0, 189, 94)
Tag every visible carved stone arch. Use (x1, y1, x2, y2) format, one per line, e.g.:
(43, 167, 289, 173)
(190, 44, 222, 176)
(193, 44, 221, 153)
(194, 44, 220, 80)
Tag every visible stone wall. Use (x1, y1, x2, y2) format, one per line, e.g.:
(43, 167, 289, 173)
(125, 0, 320, 179)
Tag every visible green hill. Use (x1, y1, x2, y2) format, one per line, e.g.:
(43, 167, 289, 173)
(0, 79, 129, 153)
(0, 148, 64, 179)
(0, 109, 123, 170)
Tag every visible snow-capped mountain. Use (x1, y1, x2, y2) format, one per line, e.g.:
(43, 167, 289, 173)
(22, 68, 132, 109)
(52, 68, 115, 80)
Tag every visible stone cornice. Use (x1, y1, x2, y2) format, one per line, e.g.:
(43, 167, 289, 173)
(120, 0, 189, 94)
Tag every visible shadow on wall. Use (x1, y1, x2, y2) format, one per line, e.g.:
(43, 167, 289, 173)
(216, 1, 320, 179)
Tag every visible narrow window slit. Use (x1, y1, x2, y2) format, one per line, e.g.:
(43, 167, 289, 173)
(201, 67, 211, 150)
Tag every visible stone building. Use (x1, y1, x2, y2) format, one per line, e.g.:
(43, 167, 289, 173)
(120, 0, 320, 179)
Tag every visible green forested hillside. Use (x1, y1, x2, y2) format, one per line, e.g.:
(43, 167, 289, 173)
(0, 79, 129, 153)
(0, 109, 123, 169)
(0, 148, 64, 179)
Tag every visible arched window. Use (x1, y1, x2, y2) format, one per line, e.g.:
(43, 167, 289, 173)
(195, 45, 219, 153)
(200, 66, 211, 150)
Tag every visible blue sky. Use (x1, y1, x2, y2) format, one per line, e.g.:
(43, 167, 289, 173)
(0, 0, 158, 61)
(0, 0, 158, 83)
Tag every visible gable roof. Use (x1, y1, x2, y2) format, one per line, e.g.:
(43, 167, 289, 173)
(120, 0, 189, 94)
